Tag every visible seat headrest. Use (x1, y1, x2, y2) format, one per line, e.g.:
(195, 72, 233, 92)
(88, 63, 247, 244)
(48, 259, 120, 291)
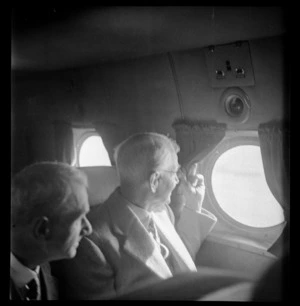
(79, 166, 120, 206)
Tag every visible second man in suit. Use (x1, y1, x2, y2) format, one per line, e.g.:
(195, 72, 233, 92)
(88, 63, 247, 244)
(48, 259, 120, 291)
(10, 162, 93, 300)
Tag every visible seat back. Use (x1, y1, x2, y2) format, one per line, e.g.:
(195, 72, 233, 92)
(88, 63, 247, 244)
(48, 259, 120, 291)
(79, 166, 120, 206)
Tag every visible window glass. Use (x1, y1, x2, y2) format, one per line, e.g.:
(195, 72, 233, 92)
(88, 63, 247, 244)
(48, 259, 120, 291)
(79, 135, 111, 167)
(211, 145, 284, 228)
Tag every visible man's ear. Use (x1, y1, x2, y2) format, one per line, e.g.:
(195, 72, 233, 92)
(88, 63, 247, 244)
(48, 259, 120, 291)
(150, 171, 160, 193)
(33, 216, 51, 240)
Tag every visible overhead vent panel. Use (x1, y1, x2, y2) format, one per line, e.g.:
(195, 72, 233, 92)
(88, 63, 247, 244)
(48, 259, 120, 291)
(204, 41, 255, 88)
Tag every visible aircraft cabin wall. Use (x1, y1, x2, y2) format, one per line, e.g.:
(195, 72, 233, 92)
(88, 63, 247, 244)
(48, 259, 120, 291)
(12, 35, 287, 173)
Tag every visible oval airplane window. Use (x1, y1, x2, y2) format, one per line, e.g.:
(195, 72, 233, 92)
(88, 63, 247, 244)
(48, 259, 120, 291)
(79, 135, 111, 167)
(210, 144, 284, 228)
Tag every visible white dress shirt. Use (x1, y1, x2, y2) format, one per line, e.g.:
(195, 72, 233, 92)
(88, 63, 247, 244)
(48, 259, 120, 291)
(127, 203, 171, 260)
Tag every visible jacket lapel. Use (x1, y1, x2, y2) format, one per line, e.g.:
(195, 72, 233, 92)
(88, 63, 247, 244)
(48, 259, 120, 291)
(40, 263, 58, 300)
(10, 278, 23, 300)
(153, 206, 197, 272)
(106, 189, 172, 279)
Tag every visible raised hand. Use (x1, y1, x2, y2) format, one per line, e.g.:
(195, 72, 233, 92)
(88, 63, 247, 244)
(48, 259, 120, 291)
(177, 163, 206, 212)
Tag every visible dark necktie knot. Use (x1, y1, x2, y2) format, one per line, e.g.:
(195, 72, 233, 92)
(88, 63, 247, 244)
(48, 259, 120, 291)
(148, 217, 156, 236)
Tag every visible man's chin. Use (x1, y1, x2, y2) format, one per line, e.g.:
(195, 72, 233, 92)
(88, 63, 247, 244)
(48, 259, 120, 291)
(166, 194, 173, 205)
(67, 243, 79, 258)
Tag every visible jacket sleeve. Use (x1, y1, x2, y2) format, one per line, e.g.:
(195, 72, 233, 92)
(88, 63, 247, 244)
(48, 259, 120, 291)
(175, 207, 217, 261)
(52, 236, 117, 300)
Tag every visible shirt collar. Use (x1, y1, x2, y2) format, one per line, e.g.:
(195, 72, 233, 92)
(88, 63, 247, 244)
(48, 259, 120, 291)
(128, 202, 153, 228)
(10, 252, 40, 288)
(117, 188, 155, 229)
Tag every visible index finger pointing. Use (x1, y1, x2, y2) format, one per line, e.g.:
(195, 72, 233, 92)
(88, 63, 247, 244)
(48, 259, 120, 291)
(188, 163, 198, 177)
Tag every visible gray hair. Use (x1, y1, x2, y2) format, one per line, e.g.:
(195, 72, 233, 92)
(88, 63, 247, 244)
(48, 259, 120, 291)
(11, 161, 88, 226)
(113, 132, 179, 186)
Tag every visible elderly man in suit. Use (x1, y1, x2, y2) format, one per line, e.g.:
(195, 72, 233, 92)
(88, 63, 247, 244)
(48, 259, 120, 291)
(10, 162, 93, 300)
(52, 132, 217, 299)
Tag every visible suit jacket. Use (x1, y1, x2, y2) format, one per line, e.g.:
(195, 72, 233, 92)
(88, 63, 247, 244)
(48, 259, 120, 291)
(10, 262, 58, 300)
(52, 188, 217, 299)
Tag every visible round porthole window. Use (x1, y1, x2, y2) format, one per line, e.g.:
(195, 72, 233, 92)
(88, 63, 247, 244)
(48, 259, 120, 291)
(205, 136, 285, 229)
(220, 87, 251, 124)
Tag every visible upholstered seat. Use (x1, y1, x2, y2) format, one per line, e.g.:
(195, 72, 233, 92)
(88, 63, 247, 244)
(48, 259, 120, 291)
(79, 166, 120, 206)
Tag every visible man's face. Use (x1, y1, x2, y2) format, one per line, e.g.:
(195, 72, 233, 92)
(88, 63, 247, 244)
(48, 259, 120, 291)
(48, 182, 92, 260)
(155, 151, 180, 205)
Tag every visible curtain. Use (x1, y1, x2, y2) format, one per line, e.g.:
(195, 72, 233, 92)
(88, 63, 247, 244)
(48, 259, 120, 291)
(94, 122, 127, 165)
(172, 119, 227, 166)
(26, 120, 56, 165)
(258, 121, 290, 217)
(258, 120, 290, 256)
(25, 120, 74, 166)
(53, 121, 75, 165)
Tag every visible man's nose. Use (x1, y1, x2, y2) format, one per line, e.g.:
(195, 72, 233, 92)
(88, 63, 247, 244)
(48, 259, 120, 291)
(82, 217, 93, 236)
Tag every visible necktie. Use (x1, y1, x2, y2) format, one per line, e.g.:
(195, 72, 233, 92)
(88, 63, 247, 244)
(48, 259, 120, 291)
(24, 278, 39, 300)
(148, 216, 169, 259)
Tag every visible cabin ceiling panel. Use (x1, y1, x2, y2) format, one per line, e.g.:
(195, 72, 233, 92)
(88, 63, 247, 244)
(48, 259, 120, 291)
(12, 69, 85, 123)
(12, 6, 286, 71)
(12, 36, 286, 134)
(79, 54, 182, 135)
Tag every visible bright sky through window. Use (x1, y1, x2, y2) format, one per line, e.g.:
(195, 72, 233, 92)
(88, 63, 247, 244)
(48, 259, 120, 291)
(211, 145, 284, 228)
(79, 136, 111, 167)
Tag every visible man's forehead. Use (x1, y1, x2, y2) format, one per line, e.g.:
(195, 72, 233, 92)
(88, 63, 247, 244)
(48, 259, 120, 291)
(163, 151, 179, 168)
(69, 182, 89, 210)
